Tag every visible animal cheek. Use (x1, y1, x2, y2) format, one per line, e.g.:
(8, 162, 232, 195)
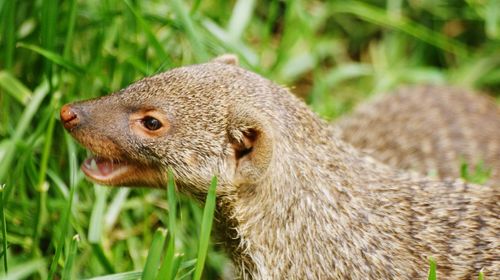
(184, 152, 199, 167)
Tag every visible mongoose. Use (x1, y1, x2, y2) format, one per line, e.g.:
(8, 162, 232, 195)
(60, 57, 499, 279)
(336, 85, 500, 186)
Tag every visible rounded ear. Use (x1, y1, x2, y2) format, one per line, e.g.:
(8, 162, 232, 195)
(227, 107, 273, 184)
(212, 54, 239, 66)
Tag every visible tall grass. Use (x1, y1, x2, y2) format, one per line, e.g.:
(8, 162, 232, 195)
(0, 0, 499, 278)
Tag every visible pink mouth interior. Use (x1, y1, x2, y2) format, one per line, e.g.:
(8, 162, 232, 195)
(83, 157, 117, 176)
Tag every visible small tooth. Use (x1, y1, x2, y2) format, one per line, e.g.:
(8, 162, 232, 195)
(90, 158, 98, 170)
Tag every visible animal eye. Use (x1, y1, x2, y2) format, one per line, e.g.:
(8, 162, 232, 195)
(142, 116, 162, 131)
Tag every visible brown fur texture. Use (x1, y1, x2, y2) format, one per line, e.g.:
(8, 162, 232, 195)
(336, 85, 500, 186)
(61, 60, 499, 279)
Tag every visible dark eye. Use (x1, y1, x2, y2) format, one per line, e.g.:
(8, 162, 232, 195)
(142, 116, 162, 131)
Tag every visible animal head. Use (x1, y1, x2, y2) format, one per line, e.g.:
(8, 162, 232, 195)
(61, 56, 275, 196)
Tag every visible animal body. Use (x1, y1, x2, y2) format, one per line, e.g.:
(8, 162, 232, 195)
(60, 58, 499, 279)
(336, 86, 500, 186)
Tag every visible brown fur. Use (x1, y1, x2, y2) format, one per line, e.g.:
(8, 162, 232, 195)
(337, 85, 500, 186)
(61, 59, 499, 279)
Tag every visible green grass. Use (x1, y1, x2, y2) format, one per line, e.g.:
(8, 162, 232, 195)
(427, 257, 486, 280)
(428, 257, 437, 280)
(192, 176, 217, 280)
(0, 0, 499, 279)
(460, 160, 492, 185)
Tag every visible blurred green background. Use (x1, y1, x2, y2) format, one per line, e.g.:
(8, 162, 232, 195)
(0, 0, 499, 279)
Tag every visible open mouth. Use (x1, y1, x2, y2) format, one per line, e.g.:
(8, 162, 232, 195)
(81, 156, 130, 184)
(80, 155, 165, 187)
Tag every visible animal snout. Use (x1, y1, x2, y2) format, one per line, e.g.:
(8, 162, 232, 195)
(60, 104, 80, 130)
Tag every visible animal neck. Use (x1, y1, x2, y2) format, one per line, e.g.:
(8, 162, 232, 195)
(215, 133, 384, 278)
(214, 88, 410, 277)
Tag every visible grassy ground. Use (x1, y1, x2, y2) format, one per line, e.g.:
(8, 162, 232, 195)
(0, 0, 499, 279)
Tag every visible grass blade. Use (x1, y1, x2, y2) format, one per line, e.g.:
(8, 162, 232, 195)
(170, 255, 183, 279)
(177, 267, 195, 280)
(0, 71, 32, 105)
(123, 0, 172, 69)
(89, 186, 108, 243)
(33, 92, 61, 256)
(170, 0, 208, 62)
(202, 19, 258, 65)
(0, 184, 8, 274)
(2, 259, 45, 280)
(64, 133, 79, 192)
(47, 153, 79, 279)
(0, 81, 49, 184)
(172, 257, 198, 280)
(450, 53, 500, 87)
(330, 1, 468, 57)
(227, 0, 256, 41)
(484, 0, 500, 39)
(83, 270, 143, 280)
(1, 0, 16, 70)
(189, 0, 202, 15)
(105, 188, 131, 230)
(63, 0, 78, 59)
(88, 186, 115, 273)
(41, 0, 57, 78)
(32, 181, 48, 257)
(428, 257, 437, 280)
(17, 43, 84, 74)
(192, 176, 217, 280)
(156, 169, 177, 280)
(91, 244, 116, 274)
(142, 228, 167, 280)
(62, 234, 80, 279)
(478, 270, 484, 280)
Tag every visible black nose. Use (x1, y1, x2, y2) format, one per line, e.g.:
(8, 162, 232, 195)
(60, 104, 79, 130)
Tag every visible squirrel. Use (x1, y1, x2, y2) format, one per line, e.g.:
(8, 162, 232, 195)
(336, 85, 500, 186)
(60, 56, 499, 279)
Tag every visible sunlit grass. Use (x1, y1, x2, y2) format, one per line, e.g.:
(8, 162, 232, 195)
(460, 161, 492, 185)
